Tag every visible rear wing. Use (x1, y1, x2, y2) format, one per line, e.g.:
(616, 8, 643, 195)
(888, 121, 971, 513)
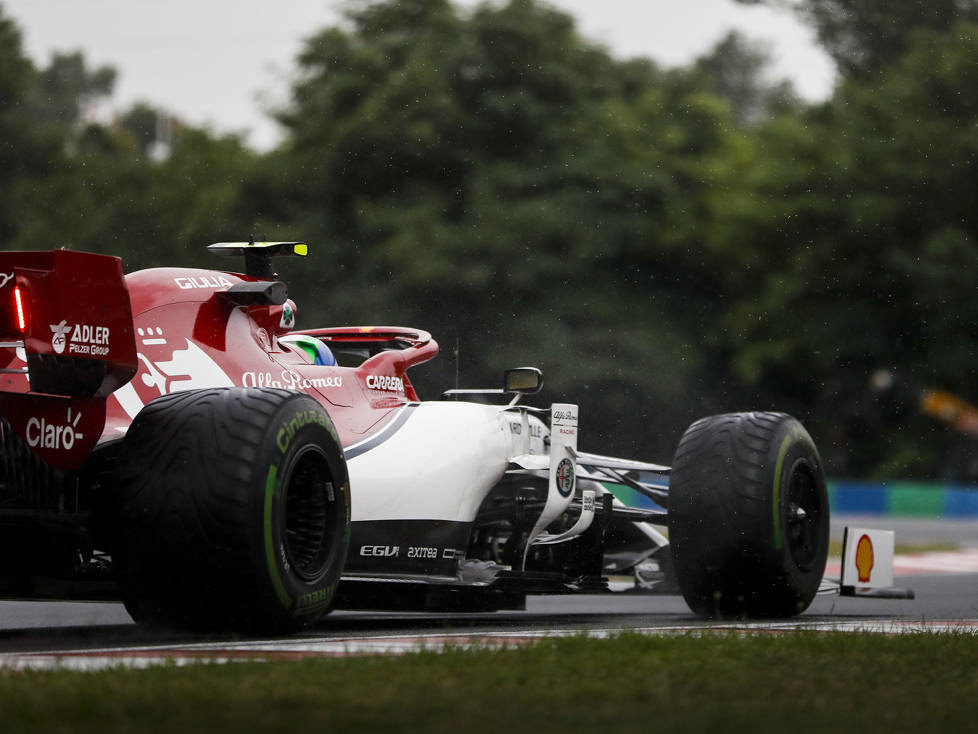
(0, 250, 137, 469)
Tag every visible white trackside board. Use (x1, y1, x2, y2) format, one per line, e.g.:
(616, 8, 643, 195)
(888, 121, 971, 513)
(840, 527, 895, 589)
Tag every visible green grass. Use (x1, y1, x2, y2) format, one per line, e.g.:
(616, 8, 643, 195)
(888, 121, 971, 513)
(2, 632, 977, 733)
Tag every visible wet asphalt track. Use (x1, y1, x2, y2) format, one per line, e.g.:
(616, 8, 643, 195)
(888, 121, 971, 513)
(0, 574, 978, 668)
(0, 516, 974, 657)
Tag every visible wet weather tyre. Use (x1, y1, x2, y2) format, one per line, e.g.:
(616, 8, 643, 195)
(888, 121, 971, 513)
(668, 412, 828, 618)
(117, 387, 351, 632)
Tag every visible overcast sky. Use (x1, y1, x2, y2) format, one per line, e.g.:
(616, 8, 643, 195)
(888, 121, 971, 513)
(2, 0, 835, 150)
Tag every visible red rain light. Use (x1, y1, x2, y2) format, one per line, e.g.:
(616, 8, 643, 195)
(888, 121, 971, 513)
(13, 285, 26, 333)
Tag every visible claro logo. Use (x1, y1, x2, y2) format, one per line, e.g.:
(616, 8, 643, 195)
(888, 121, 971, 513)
(26, 409, 84, 450)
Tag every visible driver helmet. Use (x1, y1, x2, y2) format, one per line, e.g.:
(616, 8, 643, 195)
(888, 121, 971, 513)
(280, 334, 336, 366)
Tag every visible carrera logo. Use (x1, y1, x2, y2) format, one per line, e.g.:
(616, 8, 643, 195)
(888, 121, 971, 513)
(49, 320, 111, 356)
(366, 374, 404, 393)
(26, 408, 84, 450)
(173, 275, 233, 290)
(0, 272, 13, 289)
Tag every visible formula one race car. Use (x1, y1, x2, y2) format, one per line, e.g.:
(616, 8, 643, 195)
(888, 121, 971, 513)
(0, 244, 833, 631)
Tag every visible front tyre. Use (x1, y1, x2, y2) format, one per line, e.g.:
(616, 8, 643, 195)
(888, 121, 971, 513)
(668, 412, 828, 618)
(118, 387, 351, 632)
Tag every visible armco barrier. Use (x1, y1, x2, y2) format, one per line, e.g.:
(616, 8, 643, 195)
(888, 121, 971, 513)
(829, 481, 978, 518)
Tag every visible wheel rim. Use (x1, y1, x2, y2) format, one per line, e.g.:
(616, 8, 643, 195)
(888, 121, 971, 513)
(283, 446, 335, 581)
(783, 459, 823, 572)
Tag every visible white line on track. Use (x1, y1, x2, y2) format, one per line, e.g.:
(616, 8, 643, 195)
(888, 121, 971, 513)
(1, 618, 977, 672)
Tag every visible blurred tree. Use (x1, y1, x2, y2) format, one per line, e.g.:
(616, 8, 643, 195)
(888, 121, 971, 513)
(11, 0, 976, 478)
(0, 6, 57, 241)
(118, 102, 168, 158)
(690, 31, 799, 125)
(740, 0, 978, 79)
(30, 50, 116, 142)
(713, 21, 978, 477)
(0, 8, 255, 270)
(266, 0, 763, 457)
(12, 121, 257, 270)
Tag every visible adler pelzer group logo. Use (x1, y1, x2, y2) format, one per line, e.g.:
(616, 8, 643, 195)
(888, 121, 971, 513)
(49, 319, 111, 357)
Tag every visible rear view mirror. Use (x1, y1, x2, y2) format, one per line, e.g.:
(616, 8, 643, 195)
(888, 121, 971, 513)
(504, 367, 543, 394)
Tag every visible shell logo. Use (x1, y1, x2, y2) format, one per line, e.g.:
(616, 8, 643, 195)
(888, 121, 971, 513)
(855, 533, 875, 582)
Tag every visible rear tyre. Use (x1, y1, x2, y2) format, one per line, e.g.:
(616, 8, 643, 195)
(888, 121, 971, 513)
(668, 412, 828, 618)
(117, 387, 351, 632)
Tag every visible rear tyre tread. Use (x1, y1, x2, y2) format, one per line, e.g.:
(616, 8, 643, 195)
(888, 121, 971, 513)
(117, 387, 350, 632)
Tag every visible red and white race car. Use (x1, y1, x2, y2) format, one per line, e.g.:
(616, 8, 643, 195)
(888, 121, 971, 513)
(0, 243, 841, 631)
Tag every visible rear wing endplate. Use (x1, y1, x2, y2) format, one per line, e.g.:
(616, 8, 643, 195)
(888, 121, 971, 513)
(0, 250, 137, 398)
(0, 250, 138, 470)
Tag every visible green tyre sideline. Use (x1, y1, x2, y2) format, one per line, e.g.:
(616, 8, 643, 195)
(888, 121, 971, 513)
(668, 412, 829, 618)
(116, 387, 351, 632)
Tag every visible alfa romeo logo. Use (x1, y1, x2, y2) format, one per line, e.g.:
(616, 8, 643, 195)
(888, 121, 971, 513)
(555, 458, 574, 497)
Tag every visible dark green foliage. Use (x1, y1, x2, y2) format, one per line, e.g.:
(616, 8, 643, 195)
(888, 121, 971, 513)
(3, 0, 978, 477)
(0, 9, 55, 240)
(263, 0, 764, 458)
(30, 50, 116, 137)
(715, 21, 978, 476)
(691, 31, 799, 125)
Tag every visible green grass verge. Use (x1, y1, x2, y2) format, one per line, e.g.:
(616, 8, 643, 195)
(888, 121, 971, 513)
(2, 631, 977, 733)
